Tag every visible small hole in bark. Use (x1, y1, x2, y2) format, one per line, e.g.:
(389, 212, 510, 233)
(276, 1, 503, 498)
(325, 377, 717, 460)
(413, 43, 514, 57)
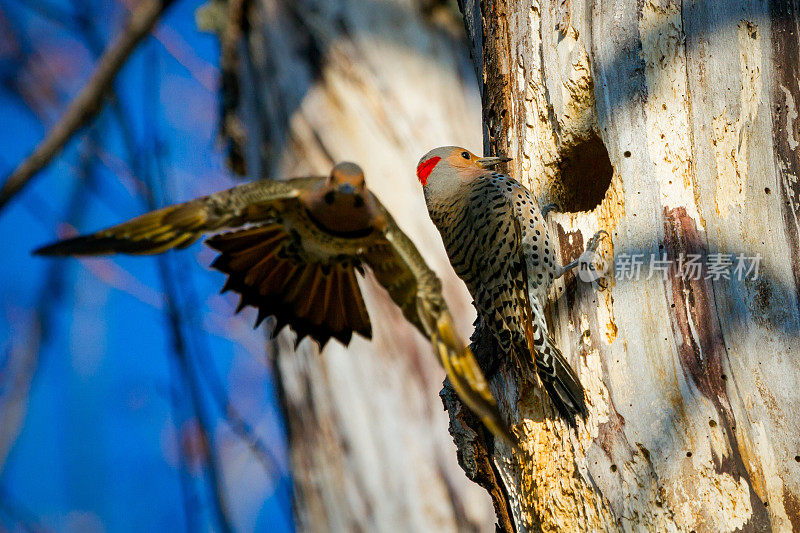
(764, 502, 769, 508)
(721, 374, 728, 381)
(686, 451, 692, 457)
(610, 464, 617, 472)
(795, 455, 800, 462)
(709, 419, 717, 428)
(765, 187, 771, 194)
(624, 150, 631, 158)
(552, 132, 613, 212)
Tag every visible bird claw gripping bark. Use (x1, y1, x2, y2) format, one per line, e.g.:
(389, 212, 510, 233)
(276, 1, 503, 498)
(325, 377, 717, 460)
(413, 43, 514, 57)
(582, 230, 609, 290)
(584, 229, 608, 254)
(541, 202, 561, 219)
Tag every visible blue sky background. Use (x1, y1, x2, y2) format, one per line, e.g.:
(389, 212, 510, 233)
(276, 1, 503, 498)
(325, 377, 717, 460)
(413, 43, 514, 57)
(0, 0, 292, 530)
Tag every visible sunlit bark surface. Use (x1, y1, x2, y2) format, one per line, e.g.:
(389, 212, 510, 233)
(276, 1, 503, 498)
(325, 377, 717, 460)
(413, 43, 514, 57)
(448, 0, 800, 531)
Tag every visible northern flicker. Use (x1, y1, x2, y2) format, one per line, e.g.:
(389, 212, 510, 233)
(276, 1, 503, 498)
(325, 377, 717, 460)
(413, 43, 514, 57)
(35, 162, 515, 444)
(417, 146, 606, 423)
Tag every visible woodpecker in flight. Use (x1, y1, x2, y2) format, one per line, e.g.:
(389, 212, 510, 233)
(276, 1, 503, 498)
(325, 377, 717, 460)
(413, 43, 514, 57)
(36, 162, 515, 445)
(417, 146, 607, 424)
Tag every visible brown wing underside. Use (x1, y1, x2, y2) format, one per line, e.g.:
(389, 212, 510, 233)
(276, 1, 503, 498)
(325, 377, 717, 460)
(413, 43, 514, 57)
(206, 224, 372, 348)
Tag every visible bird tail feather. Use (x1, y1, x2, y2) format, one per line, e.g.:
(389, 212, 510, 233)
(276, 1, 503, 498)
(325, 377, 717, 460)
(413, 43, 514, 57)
(538, 337, 588, 425)
(207, 224, 372, 347)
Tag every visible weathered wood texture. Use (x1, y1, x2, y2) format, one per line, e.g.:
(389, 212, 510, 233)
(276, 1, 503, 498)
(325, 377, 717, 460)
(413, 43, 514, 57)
(228, 0, 496, 530)
(449, 0, 800, 531)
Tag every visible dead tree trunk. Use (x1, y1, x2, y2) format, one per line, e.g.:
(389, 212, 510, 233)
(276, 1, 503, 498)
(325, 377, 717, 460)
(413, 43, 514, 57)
(446, 0, 800, 531)
(217, 0, 496, 530)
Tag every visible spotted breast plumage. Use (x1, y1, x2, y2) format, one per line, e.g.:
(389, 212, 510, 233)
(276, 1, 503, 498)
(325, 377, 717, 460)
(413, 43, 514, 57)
(419, 146, 607, 424)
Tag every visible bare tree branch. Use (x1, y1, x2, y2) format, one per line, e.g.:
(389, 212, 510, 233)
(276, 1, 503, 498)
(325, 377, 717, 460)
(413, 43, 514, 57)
(0, 0, 176, 213)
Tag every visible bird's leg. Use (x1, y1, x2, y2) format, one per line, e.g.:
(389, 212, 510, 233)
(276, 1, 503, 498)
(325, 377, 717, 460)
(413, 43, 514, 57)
(555, 258, 580, 277)
(541, 202, 561, 219)
(554, 230, 608, 279)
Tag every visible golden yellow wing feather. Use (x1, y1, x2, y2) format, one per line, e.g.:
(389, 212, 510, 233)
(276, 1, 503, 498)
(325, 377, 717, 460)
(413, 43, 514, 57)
(362, 196, 518, 447)
(34, 176, 325, 256)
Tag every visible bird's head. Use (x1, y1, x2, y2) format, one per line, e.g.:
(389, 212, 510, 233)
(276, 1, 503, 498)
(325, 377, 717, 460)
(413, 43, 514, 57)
(328, 161, 366, 195)
(416, 146, 511, 200)
(303, 161, 372, 231)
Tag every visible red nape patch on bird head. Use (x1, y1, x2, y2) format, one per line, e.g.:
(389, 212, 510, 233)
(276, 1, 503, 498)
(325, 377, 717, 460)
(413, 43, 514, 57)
(416, 157, 441, 186)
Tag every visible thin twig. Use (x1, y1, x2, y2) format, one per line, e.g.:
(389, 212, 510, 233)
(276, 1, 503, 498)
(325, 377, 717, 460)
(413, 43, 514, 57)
(0, 0, 176, 213)
(157, 257, 234, 533)
(136, 47, 196, 527)
(171, 245, 284, 479)
(142, 45, 233, 533)
(0, 8, 65, 123)
(162, 341, 200, 533)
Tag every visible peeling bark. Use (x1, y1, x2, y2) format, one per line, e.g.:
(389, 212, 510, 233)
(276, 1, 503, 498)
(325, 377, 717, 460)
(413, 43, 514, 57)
(452, 0, 800, 531)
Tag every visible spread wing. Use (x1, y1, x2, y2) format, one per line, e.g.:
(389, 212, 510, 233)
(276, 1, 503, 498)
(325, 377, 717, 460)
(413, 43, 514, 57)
(34, 176, 325, 256)
(362, 196, 517, 447)
(34, 175, 372, 348)
(361, 202, 444, 337)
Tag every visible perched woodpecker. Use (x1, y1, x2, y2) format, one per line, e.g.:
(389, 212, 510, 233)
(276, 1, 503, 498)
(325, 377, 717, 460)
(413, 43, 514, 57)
(417, 146, 606, 423)
(35, 162, 515, 445)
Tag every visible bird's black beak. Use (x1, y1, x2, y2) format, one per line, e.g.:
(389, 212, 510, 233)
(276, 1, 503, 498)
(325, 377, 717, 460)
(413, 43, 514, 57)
(476, 156, 512, 169)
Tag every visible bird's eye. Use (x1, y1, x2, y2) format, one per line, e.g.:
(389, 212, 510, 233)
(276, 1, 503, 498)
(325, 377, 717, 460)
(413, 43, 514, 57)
(461, 151, 470, 160)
